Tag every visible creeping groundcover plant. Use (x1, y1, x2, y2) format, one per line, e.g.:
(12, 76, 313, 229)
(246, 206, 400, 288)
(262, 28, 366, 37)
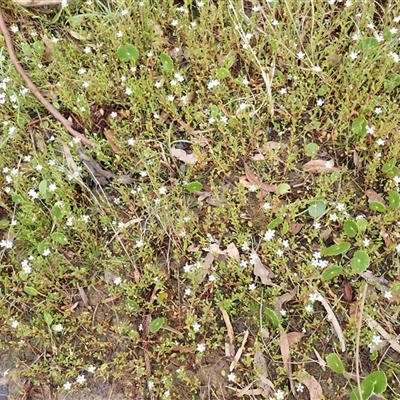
(0, 0, 399, 399)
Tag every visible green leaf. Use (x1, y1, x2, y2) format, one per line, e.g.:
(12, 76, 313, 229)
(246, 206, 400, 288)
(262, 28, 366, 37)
(268, 217, 283, 230)
(0, 219, 10, 229)
(356, 218, 368, 231)
(12, 194, 25, 204)
(39, 179, 52, 199)
(350, 250, 370, 273)
(24, 286, 39, 296)
(210, 105, 219, 118)
(117, 44, 139, 62)
(44, 312, 53, 325)
(276, 183, 291, 195)
(382, 158, 396, 173)
(305, 142, 319, 158)
(369, 351, 378, 361)
(21, 43, 32, 56)
(263, 307, 280, 327)
(160, 52, 174, 72)
(352, 117, 367, 137)
(360, 37, 379, 51)
(322, 266, 343, 281)
(369, 201, 386, 213)
(350, 378, 374, 400)
(388, 191, 400, 210)
(51, 232, 69, 245)
(51, 205, 63, 220)
(365, 370, 387, 394)
(384, 73, 400, 92)
(33, 41, 45, 54)
(326, 353, 345, 374)
(323, 242, 350, 256)
(186, 181, 203, 193)
(343, 220, 358, 238)
(383, 26, 392, 41)
(37, 241, 47, 255)
(149, 317, 166, 333)
(317, 85, 330, 96)
(308, 201, 326, 218)
(216, 67, 231, 79)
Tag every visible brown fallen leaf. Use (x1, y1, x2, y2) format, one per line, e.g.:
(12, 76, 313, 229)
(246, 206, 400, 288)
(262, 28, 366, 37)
(242, 162, 277, 193)
(103, 129, 123, 154)
(366, 189, 386, 205)
(275, 287, 297, 314)
(280, 330, 296, 397)
(302, 159, 339, 173)
(253, 253, 275, 285)
(341, 278, 354, 302)
(171, 147, 198, 164)
(221, 308, 235, 357)
(234, 383, 263, 397)
(230, 330, 249, 371)
(42, 34, 55, 63)
(253, 347, 274, 397)
(226, 243, 240, 261)
(289, 222, 304, 235)
(300, 377, 323, 400)
(287, 332, 304, 346)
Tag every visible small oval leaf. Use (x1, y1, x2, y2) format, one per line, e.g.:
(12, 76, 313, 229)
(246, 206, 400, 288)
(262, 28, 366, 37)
(323, 242, 351, 256)
(369, 201, 386, 213)
(365, 370, 387, 394)
(343, 220, 358, 238)
(44, 312, 53, 325)
(322, 266, 343, 281)
(149, 317, 166, 333)
(388, 190, 400, 210)
(308, 201, 326, 218)
(216, 67, 231, 79)
(186, 181, 203, 193)
(117, 44, 139, 62)
(326, 353, 345, 374)
(267, 217, 283, 230)
(160, 52, 174, 72)
(24, 285, 39, 296)
(51, 232, 69, 245)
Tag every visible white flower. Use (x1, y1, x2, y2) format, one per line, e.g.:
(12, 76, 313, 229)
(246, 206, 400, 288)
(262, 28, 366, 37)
(42, 248, 51, 257)
(207, 79, 220, 89)
(296, 383, 305, 393)
(114, 277, 122, 285)
(11, 320, 18, 328)
(87, 365, 96, 373)
(384, 291, 393, 299)
(76, 374, 86, 384)
(82, 215, 90, 223)
(248, 283, 256, 291)
(312, 65, 322, 72)
(53, 324, 63, 332)
(136, 239, 144, 248)
(376, 138, 385, 146)
(197, 343, 206, 353)
(192, 322, 201, 332)
(227, 372, 236, 381)
(263, 202, 271, 210)
(63, 381, 72, 390)
(263, 229, 275, 241)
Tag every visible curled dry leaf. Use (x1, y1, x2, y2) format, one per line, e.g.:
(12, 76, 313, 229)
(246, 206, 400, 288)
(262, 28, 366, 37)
(253, 253, 275, 285)
(366, 189, 386, 205)
(171, 147, 198, 165)
(302, 159, 339, 173)
(289, 222, 304, 235)
(300, 377, 323, 400)
(103, 129, 123, 154)
(226, 243, 240, 261)
(280, 330, 296, 397)
(287, 332, 304, 346)
(220, 308, 235, 357)
(275, 287, 297, 314)
(341, 278, 354, 302)
(230, 330, 249, 371)
(242, 162, 277, 193)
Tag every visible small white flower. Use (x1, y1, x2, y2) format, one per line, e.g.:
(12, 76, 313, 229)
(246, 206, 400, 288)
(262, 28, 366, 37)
(192, 322, 201, 332)
(136, 239, 144, 248)
(376, 138, 385, 146)
(263, 202, 271, 210)
(11, 320, 18, 328)
(384, 291, 393, 300)
(227, 372, 236, 381)
(114, 277, 122, 285)
(363, 238, 370, 247)
(305, 304, 314, 313)
(87, 365, 96, 373)
(53, 324, 63, 332)
(128, 138, 135, 146)
(171, 19, 178, 27)
(125, 87, 133, 95)
(263, 229, 275, 241)
(296, 383, 305, 393)
(208, 274, 215, 282)
(76, 374, 86, 384)
(312, 65, 322, 72)
(82, 215, 90, 223)
(63, 381, 72, 391)
(159, 187, 167, 195)
(248, 184, 258, 192)
(42, 248, 51, 257)
(248, 283, 256, 291)
(374, 107, 382, 114)
(197, 343, 206, 353)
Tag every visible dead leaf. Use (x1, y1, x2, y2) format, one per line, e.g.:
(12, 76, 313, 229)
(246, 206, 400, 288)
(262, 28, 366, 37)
(68, 29, 87, 41)
(77, 147, 134, 185)
(42, 34, 55, 63)
(289, 222, 304, 235)
(280, 330, 296, 397)
(103, 129, 123, 154)
(171, 147, 198, 165)
(242, 162, 278, 194)
(253, 253, 274, 285)
(226, 243, 240, 261)
(275, 287, 297, 313)
(253, 347, 274, 397)
(341, 278, 354, 302)
(77, 285, 90, 308)
(230, 330, 249, 371)
(244, 162, 262, 186)
(250, 152, 265, 161)
(300, 377, 323, 400)
(313, 347, 326, 368)
(221, 308, 235, 357)
(62, 142, 79, 173)
(318, 293, 346, 352)
(234, 383, 263, 397)
(365, 317, 400, 354)
(287, 332, 304, 346)
(366, 189, 386, 205)
(360, 271, 390, 292)
(302, 159, 339, 173)
(353, 150, 361, 168)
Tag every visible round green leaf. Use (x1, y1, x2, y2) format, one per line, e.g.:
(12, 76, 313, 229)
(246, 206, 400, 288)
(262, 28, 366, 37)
(382, 158, 396, 174)
(263, 307, 280, 327)
(317, 84, 330, 96)
(186, 181, 203, 193)
(322, 266, 343, 281)
(117, 44, 139, 62)
(24, 285, 39, 296)
(160, 52, 174, 72)
(276, 183, 291, 195)
(210, 105, 219, 118)
(216, 67, 231, 79)
(365, 370, 387, 394)
(350, 250, 370, 273)
(149, 317, 166, 333)
(356, 218, 368, 231)
(21, 43, 32, 56)
(388, 190, 400, 210)
(326, 353, 345, 374)
(360, 37, 379, 51)
(37, 241, 47, 255)
(343, 220, 358, 238)
(12, 194, 25, 204)
(369, 201, 386, 213)
(33, 41, 45, 54)
(308, 201, 326, 218)
(44, 312, 53, 325)
(305, 142, 319, 158)
(323, 242, 351, 256)
(51, 205, 63, 220)
(51, 231, 69, 245)
(0, 219, 10, 229)
(39, 179, 52, 199)
(351, 116, 367, 137)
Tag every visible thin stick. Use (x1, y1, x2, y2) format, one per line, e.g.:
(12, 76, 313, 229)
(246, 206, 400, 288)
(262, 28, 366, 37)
(0, 7, 93, 147)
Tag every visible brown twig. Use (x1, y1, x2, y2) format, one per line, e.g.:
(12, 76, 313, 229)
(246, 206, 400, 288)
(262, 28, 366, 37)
(0, 7, 93, 147)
